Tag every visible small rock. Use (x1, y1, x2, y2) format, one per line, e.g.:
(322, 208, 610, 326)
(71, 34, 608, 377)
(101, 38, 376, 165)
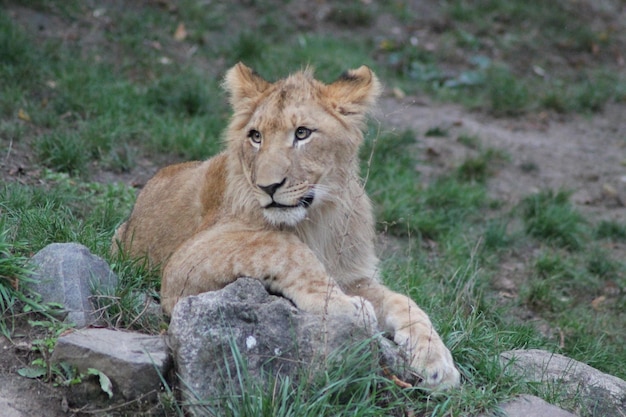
(501, 349, 626, 416)
(500, 395, 576, 417)
(479, 394, 576, 417)
(51, 328, 171, 403)
(28, 243, 118, 328)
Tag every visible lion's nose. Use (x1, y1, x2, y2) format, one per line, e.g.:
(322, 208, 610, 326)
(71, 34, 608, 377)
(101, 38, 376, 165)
(258, 178, 286, 197)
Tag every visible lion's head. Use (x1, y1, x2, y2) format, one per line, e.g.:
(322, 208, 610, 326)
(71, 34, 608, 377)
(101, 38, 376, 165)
(222, 63, 381, 226)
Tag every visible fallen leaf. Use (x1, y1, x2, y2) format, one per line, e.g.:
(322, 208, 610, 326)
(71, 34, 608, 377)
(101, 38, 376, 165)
(18, 366, 47, 379)
(591, 295, 606, 310)
(591, 42, 600, 55)
(9, 276, 18, 290)
(174, 23, 187, 41)
(59, 328, 75, 337)
(392, 87, 405, 99)
(426, 147, 440, 158)
(602, 183, 617, 198)
(88, 368, 114, 398)
(18, 108, 30, 122)
(378, 39, 395, 51)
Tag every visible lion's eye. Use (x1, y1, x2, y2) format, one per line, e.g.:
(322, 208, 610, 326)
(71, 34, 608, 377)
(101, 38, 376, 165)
(294, 127, 312, 141)
(247, 129, 262, 145)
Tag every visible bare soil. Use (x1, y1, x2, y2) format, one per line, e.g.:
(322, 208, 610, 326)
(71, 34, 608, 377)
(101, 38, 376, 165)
(1, 1, 625, 415)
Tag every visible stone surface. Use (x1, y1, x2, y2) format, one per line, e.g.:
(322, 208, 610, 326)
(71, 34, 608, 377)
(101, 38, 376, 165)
(168, 278, 410, 415)
(28, 243, 118, 327)
(501, 349, 626, 417)
(479, 394, 577, 417)
(51, 328, 171, 402)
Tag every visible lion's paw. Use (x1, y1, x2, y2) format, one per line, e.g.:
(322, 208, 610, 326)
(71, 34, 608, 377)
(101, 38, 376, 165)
(328, 295, 378, 329)
(395, 331, 460, 390)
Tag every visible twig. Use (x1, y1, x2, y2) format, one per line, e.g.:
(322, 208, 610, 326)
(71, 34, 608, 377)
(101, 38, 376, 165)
(126, 295, 154, 329)
(3, 138, 13, 164)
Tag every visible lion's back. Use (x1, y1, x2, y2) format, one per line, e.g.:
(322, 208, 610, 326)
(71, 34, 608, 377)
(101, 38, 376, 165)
(112, 154, 228, 267)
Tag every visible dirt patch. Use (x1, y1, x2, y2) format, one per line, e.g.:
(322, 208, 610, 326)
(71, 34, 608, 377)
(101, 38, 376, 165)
(0, 326, 68, 417)
(377, 96, 626, 340)
(0, 374, 68, 417)
(378, 97, 626, 222)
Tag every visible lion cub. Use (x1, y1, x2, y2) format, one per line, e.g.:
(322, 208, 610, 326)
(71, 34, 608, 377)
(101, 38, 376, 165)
(113, 63, 460, 389)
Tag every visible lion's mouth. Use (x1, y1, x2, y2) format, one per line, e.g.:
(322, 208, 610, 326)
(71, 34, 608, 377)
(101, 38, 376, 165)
(265, 194, 314, 210)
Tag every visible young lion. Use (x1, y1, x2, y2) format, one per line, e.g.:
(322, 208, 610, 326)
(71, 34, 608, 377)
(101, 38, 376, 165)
(112, 63, 460, 389)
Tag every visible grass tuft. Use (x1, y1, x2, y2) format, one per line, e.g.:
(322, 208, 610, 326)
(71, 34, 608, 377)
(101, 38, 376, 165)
(457, 148, 508, 183)
(0, 219, 59, 338)
(595, 220, 626, 241)
(486, 66, 529, 116)
(94, 250, 164, 333)
(327, 4, 375, 27)
(521, 190, 587, 250)
(185, 336, 415, 417)
(36, 131, 89, 176)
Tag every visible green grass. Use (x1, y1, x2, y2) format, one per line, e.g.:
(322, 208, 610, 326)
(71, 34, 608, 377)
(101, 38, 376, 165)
(187, 338, 415, 417)
(456, 148, 509, 183)
(0, 171, 135, 256)
(595, 220, 626, 241)
(521, 190, 587, 250)
(376, 0, 626, 114)
(0, 219, 64, 338)
(362, 129, 490, 239)
(485, 66, 530, 116)
(93, 251, 164, 333)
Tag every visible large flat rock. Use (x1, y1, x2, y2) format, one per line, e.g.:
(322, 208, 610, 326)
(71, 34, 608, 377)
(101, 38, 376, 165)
(501, 349, 626, 416)
(51, 328, 170, 401)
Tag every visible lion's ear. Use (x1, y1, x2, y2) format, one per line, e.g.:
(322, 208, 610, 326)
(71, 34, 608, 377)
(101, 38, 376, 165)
(326, 66, 381, 116)
(223, 62, 270, 111)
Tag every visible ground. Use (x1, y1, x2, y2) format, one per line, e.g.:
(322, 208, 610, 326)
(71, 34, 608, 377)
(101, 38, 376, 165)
(1, 0, 625, 415)
(377, 97, 626, 334)
(3, 97, 624, 415)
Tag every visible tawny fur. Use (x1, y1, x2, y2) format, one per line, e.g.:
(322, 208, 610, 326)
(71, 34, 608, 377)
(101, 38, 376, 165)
(112, 63, 460, 389)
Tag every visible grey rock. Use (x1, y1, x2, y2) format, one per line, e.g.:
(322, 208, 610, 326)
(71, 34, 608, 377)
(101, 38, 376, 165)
(168, 278, 410, 415)
(501, 349, 626, 417)
(51, 328, 171, 402)
(28, 243, 118, 327)
(479, 394, 577, 417)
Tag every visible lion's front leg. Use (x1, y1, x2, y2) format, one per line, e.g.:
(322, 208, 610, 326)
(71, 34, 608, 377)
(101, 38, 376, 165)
(160, 224, 376, 327)
(350, 281, 460, 390)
